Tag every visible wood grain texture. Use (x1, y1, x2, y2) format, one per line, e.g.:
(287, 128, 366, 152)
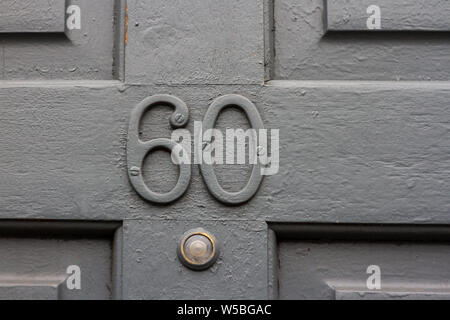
(0, 82, 448, 224)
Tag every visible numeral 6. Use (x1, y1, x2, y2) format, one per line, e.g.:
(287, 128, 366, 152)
(127, 95, 191, 204)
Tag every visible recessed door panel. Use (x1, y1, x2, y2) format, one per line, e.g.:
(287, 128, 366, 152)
(0, 281, 64, 300)
(0, 0, 65, 33)
(0, 0, 123, 80)
(272, 0, 450, 80)
(273, 224, 450, 300)
(326, 0, 450, 32)
(0, 221, 121, 300)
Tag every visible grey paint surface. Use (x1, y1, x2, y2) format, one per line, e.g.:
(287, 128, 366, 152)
(272, 223, 450, 300)
(273, 0, 450, 80)
(0, 82, 448, 224)
(326, 0, 450, 31)
(0, 236, 113, 300)
(278, 240, 450, 300)
(0, 0, 119, 80)
(0, 0, 449, 300)
(335, 289, 450, 300)
(122, 220, 267, 299)
(125, 0, 264, 84)
(0, 220, 121, 300)
(0, 283, 63, 300)
(0, 0, 65, 33)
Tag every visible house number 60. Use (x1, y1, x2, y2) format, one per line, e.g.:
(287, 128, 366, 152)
(126, 94, 265, 205)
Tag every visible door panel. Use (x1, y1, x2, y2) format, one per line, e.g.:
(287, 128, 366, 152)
(272, 224, 450, 300)
(0, 0, 121, 80)
(0, 221, 121, 300)
(0, 237, 111, 299)
(326, 0, 450, 32)
(0, 0, 65, 33)
(279, 241, 450, 300)
(0, 281, 65, 300)
(0, 0, 449, 300)
(272, 0, 450, 80)
(334, 289, 450, 300)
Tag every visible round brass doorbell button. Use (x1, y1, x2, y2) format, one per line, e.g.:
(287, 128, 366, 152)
(177, 228, 219, 271)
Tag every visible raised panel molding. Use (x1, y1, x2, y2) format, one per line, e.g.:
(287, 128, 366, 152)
(0, 0, 65, 33)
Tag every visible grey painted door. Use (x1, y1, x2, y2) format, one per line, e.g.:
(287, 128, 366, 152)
(0, 0, 449, 299)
